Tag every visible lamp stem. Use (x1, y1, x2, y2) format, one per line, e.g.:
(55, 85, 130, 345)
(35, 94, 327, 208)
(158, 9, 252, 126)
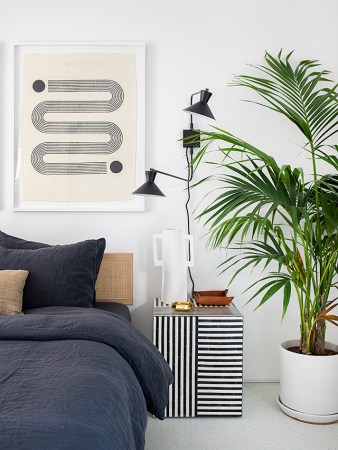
(185, 147, 195, 295)
(186, 92, 200, 295)
(189, 91, 200, 130)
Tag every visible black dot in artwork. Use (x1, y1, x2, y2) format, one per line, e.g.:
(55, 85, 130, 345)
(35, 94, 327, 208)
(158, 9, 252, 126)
(32, 80, 45, 93)
(110, 161, 123, 174)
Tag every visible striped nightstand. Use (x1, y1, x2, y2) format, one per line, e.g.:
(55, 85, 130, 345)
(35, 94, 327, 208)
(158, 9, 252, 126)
(153, 299, 244, 417)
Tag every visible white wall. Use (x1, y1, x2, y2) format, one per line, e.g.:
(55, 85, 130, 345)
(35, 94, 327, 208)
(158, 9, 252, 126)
(0, 0, 337, 380)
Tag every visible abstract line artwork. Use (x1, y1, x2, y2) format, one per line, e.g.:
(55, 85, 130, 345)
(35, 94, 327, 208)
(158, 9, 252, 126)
(31, 80, 124, 175)
(17, 51, 140, 205)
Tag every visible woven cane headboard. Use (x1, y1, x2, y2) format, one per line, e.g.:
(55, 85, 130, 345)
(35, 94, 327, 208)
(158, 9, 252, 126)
(95, 253, 133, 305)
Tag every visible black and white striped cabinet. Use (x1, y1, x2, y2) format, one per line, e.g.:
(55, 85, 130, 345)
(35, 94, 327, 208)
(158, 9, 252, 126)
(153, 299, 243, 417)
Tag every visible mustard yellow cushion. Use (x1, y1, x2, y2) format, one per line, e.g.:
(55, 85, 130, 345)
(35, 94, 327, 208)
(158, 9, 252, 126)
(0, 270, 29, 315)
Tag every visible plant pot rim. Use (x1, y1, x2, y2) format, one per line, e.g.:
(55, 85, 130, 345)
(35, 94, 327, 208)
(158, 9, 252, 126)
(281, 339, 338, 357)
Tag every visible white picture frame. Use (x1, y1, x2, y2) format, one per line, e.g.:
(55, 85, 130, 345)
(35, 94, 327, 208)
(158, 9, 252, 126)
(13, 42, 145, 212)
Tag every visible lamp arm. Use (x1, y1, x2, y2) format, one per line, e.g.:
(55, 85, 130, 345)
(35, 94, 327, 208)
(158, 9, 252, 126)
(189, 91, 201, 129)
(190, 91, 200, 104)
(149, 168, 188, 182)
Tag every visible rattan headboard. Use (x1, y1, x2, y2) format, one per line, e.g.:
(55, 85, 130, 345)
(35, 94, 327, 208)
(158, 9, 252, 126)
(95, 253, 133, 305)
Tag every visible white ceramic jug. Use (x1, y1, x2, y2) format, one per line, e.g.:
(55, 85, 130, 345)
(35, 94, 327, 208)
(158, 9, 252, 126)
(153, 229, 194, 304)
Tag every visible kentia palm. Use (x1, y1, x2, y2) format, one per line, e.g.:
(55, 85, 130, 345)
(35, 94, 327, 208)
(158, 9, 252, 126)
(194, 51, 338, 356)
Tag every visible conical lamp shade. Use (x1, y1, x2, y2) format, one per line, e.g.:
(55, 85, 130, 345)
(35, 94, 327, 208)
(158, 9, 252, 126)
(132, 181, 165, 196)
(132, 171, 165, 196)
(183, 102, 215, 119)
(183, 89, 215, 120)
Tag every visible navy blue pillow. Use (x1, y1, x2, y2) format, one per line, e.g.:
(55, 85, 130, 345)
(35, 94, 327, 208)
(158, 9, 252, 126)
(0, 231, 105, 306)
(0, 230, 51, 250)
(0, 240, 104, 309)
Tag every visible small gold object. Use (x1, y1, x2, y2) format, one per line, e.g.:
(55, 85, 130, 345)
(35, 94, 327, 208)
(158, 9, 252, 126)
(171, 301, 193, 311)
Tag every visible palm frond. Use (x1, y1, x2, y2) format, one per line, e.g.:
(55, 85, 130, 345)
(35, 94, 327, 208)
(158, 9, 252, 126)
(231, 51, 338, 148)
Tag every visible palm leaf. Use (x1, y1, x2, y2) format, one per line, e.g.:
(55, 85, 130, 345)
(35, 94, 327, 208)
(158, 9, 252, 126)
(231, 51, 338, 148)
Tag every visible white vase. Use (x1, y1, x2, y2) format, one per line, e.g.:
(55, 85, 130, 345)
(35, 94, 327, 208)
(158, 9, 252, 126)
(153, 229, 194, 304)
(278, 339, 338, 424)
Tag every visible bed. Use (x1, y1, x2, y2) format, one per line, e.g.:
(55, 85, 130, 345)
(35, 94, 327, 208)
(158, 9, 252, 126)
(0, 232, 172, 450)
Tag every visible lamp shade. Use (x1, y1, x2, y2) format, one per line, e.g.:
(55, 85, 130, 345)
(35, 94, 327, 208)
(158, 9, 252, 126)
(183, 89, 215, 120)
(132, 171, 165, 197)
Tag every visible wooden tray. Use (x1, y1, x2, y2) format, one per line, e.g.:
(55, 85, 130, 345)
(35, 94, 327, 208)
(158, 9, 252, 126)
(193, 289, 234, 306)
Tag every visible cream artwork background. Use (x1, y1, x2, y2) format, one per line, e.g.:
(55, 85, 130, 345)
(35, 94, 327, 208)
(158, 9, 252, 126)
(19, 52, 136, 202)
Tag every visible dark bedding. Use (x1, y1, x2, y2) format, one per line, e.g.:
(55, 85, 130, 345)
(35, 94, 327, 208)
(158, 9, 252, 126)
(95, 301, 132, 322)
(0, 307, 172, 450)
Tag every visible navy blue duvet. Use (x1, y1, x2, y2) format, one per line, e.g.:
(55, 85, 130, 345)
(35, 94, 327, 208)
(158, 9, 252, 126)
(0, 307, 172, 450)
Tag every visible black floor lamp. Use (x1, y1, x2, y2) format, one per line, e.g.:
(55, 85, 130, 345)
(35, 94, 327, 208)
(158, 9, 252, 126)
(133, 88, 215, 293)
(133, 88, 215, 195)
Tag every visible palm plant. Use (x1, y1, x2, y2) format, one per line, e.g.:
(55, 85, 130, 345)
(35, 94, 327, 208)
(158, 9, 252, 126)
(194, 51, 338, 355)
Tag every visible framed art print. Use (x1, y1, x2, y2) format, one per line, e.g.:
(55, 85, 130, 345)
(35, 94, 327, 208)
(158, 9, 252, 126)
(13, 42, 145, 211)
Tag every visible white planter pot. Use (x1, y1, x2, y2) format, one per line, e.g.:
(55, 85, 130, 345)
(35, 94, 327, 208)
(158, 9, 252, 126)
(279, 339, 338, 424)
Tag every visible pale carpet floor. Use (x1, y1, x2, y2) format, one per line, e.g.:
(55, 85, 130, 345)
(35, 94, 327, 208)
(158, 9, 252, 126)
(145, 383, 338, 450)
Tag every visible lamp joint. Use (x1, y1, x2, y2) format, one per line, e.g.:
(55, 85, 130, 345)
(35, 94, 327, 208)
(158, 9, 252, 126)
(183, 129, 200, 148)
